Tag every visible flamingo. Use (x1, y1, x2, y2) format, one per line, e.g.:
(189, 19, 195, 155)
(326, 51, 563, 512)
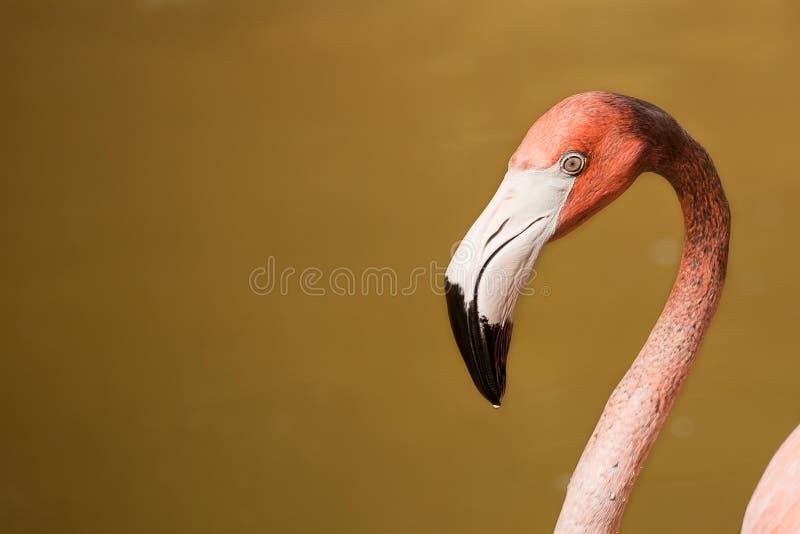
(444, 92, 800, 533)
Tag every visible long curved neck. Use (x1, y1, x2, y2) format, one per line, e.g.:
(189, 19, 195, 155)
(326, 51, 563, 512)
(554, 134, 731, 533)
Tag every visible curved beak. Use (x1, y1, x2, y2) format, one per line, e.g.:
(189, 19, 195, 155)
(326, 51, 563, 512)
(445, 164, 575, 406)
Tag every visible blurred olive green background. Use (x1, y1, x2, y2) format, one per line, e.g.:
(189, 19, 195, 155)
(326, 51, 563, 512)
(2, 0, 799, 532)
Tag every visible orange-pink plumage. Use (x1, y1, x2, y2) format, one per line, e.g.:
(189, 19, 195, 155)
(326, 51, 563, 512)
(445, 92, 799, 533)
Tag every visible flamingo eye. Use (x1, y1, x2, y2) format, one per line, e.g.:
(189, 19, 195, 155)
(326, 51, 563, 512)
(561, 153, 587, 175)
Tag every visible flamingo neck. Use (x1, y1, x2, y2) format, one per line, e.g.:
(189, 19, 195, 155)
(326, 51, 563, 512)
(554, 136, 731, 533)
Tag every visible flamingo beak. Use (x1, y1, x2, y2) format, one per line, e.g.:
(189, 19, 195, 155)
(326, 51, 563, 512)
(445, 164, 576, 406)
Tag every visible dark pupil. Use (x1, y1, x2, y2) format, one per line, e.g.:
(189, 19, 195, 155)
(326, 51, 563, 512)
(565, 157, 580, 171)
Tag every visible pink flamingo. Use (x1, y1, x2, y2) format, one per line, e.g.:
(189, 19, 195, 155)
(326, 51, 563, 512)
(444, 92, 800, 533)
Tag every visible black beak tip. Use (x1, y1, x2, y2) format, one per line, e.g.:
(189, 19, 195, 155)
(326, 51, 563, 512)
(445, 278, 513, 407)
(486, 391, 503, 409)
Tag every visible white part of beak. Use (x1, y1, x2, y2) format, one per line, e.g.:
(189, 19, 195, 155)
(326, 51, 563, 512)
(445, 163, 575, 324)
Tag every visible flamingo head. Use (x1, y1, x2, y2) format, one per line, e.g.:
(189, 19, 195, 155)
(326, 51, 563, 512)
(445, 92, 662, 406)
